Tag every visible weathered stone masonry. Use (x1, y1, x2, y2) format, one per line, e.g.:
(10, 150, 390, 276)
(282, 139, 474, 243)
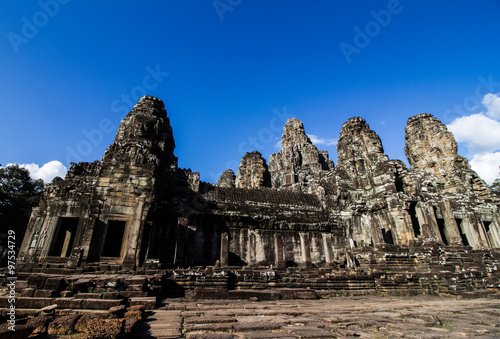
(13, 96, 500, 299)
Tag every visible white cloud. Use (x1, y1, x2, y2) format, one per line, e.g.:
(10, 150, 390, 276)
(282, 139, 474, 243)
(446, 92, 500, 186)
(308, 134, 338, 146)
(8, 161, 68, 183)
(470, 152, 500, 185)
(447, 113, 500, 155)
(483, 93, 500, 119)
(274, 139, 282, 150)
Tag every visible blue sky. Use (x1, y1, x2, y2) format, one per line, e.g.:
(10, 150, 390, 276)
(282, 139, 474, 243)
(1, 0, 500, 184)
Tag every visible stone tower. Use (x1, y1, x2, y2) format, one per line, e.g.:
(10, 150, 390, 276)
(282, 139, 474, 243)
(19, 96, 178, 269)
(404, 113, 491, 199)
(269, 118, 333, 192)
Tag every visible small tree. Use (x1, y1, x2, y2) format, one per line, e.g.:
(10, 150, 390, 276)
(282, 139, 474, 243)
(492, 178, 500, 193)
(0, 164, 44, 265)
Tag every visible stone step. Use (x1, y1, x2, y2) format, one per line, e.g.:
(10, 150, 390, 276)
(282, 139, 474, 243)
(0, 296, 124, 309)
(135, 310, 182, 339)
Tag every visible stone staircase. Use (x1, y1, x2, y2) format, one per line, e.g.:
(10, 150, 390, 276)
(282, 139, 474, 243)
(135, 309, 182, 339)
(0, 272, 158, 310)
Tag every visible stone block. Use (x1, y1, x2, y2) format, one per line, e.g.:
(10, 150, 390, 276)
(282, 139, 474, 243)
(185, 288, 229, 299)
(60, 290, 73, 297)
(77, 292, 103, 299)
(128, 297, 156, 309)
(40, 304, 58, 314)
(73, 278, 93, 292)
(123, 277, 147, 286)
(103, 292, 121, 299)
(21, 288, 35, 297)
(75, 313, 110, 332)
(34, 289, 56, 298)
(47, 314, 80, 335)
(232, 322, 282, 331)
(27, 275, 46, 289)
(119, 291, 148, 298)
(16, 297, 54, 308)
(14, 280, 28, 292)
(184, 316, 236, 325)
(53, 298, 83, 309)
(44, 277, 64, 291)
(127, 284, 145, 291)
(187, 334, 236, 339)
(123, 317, 140, 335)
(184, 323, 234, 332)
(26, 315, 54, 334)
(278, 288, 319, 300)
(0, 297, 10, 307)
(82, 298, 123, 310)
(228, 290, 281, 301)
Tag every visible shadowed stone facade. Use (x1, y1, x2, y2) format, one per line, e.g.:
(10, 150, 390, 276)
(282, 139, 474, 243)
(14, 96, 500, 300)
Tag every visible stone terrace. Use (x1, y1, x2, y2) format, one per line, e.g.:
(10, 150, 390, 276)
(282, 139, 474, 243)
(135, 295, 500, 338)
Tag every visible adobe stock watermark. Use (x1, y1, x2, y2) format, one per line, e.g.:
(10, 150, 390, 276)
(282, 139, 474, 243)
(213, 0, 243, 21)
(65, 65, 169, 165)
(339, 0, 412, 64)
(7, 0, 71, 54)
(442, 75, 500, 122)
(207, 106, 289, 182)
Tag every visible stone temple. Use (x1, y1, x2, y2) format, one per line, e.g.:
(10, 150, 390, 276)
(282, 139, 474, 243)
(12, 95, 500, 304)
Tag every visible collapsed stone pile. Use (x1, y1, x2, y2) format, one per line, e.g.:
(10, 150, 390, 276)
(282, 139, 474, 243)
(0, 303, 145, 338)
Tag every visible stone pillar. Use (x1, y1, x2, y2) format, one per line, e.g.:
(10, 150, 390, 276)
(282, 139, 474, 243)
(211, 228, 220, 264)
(254, 231, 266, 265)
(322, 233, 335, 266)
(299, 232, 312, 267)
(40, 215, 58, 259)
(220, 232, 229, 267)
(247, 229, 256, 266)
(471, 214, 492, 249)
(123, 198, 145, 269)
(274, 233, 285, 268)
(486, 218, 500, 248)
(19, 214, 44, 260)
(461, 214, 489, 249)
(389, 210, 414, 246)
(174, 217, 188, 267)
(439, 200, 462, 245)
(415, 202, 439, 242)
(186, 225, 197, 266)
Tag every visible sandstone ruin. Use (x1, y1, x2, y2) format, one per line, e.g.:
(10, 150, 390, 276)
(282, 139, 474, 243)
(5, 95, 500, 309)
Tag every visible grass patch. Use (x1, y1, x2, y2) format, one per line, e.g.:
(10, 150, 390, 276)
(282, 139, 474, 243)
(433, 319, 452, 329)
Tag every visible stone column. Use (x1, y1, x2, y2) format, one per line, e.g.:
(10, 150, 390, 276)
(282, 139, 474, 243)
(439, 200, 462, 245)
(274, 233, 284, 268)
(186, 225, 197, 266)
(486, 218, 500, 248)
(461, 214, 488, 249)
(123, 198, 145, 269)
(174, 217, 188, 267)
(40, 215, 58, 259)
(21, 215, 45, 260)
(415, 202, 439, 242)
(471, 214, 492, 249)
(299, 232, 312, 267)
(247, 229, 257, 266)
(220, 232, 229, 267)
(322, 233, 334, 266)
(389, 210, 414, 246)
